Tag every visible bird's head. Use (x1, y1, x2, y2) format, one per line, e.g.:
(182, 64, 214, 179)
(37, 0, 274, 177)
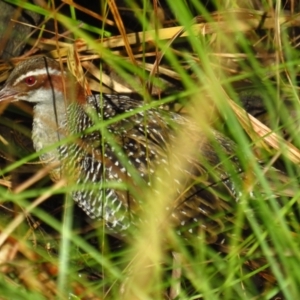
(0, 57, 85, 105)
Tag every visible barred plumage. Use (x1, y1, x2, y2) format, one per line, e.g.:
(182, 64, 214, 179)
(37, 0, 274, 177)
(0, 57, 267, 240)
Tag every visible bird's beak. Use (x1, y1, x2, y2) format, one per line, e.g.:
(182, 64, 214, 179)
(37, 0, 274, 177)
(0, 86, 19, 102)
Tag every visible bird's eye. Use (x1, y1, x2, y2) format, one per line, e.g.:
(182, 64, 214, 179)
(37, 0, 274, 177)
(24, 76, 37, 86)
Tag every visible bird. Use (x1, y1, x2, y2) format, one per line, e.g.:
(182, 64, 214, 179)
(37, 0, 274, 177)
(0, 56, 293, 242)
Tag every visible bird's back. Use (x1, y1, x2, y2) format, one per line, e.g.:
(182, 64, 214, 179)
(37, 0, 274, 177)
(64, 93, 242, 239)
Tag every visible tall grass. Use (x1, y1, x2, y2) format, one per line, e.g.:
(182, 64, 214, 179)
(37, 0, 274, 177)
(0, 0, 299, 299)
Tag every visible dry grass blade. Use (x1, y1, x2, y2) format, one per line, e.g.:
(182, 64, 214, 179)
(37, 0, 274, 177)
(108, 0, 137, 66)
(43, 9, 300, 59)
(67, 45, 92, 95)
(62, 0, 115, 26)
(0, 178, 11, 188)
(0, 179, 66, 248)
(13, 162, 60, 193)
(81, 60, 133, 93)
(229, 99, 300, 164)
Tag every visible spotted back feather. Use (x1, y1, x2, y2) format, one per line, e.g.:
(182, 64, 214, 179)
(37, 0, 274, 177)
(61, 93, 242, 239)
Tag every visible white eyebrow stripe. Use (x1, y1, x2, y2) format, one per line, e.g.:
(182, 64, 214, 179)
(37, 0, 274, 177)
(13, 68, 65, 86)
